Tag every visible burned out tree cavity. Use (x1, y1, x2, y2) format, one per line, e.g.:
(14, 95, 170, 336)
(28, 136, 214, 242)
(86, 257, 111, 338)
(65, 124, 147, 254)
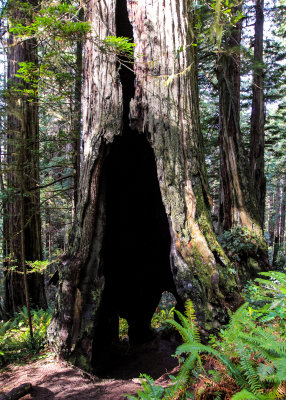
(92, 0, 180, 370)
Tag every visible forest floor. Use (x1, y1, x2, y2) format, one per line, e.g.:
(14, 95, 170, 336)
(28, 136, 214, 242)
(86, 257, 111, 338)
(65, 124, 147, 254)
(0, 337, 180, 399)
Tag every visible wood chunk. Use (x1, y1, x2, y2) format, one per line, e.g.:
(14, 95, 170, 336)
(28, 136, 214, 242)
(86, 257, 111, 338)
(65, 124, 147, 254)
(0, 383, 32, 400)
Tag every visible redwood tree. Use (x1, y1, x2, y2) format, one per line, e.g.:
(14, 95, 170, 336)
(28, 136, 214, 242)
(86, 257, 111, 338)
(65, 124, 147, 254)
(217, 7, 267, 243)
(217, 12, 258, 232)
(49, 0, 264, 373)
(4, 0, 47, 314)
(250, 0, 266, 227)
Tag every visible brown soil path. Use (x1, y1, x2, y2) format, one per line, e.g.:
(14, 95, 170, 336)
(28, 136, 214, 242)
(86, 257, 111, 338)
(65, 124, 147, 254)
(0, 338, 179, 399)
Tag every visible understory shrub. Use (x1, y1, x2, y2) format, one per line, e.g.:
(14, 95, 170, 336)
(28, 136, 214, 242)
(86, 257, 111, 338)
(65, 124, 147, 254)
(0, 307, 52, 366)
(219, 226, 262, 262)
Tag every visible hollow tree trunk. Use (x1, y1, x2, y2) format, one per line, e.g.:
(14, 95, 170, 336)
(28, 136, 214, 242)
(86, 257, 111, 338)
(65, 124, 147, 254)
(250, 0, 266, 227)
(49, 0, 251, 373)
(4, 0, 47, 314)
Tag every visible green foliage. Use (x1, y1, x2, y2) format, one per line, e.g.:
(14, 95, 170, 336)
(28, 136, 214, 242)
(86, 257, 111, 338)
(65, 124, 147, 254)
(126, 274, 286, 399)
(26, 260, 49, 274)
(100, 36, 135, 58)
(219, 226, 262, 262)
(119, 317, 129, 341)
(151, 307, 175, 331)
(244, 271, 286, 328)
(218, 272, 286, 398)
(193, 0, 245, 50)
(208, 0, 244, 48)
(3, 259, 49, 275)
(9, 2, 135, 58)
(126, 300, 214, 399)
(119, 294, 175, 342)
(0, 307, 52, 366)
(9, 2, 91, 40)
(126, 374, 165, 400)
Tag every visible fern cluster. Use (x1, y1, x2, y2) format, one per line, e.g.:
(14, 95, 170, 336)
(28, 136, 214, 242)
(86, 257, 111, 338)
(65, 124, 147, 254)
(0, 307, 52, 366)
(219, 303, 286, 399)
(126, 271, 286, 400)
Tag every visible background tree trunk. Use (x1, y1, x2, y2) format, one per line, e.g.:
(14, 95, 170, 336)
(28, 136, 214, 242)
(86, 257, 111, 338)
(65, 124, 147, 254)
(249, 0, 266, 227)
(49, 0, 263, 373)
(4, 0, 46, 314)
(218, 15, 261, 233)
(279, 176, 285, 248)
(273, 179, 281, 265)
(71, 8, 84, 222)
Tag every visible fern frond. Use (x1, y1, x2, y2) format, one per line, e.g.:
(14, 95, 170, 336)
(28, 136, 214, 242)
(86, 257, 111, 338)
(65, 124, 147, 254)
(231, 389, 267, 399)
(257, 362, 276, 381)
(255, 278, 286, 296)
(237, 346, 263, 394)
(167, 302, 201, 345)
(272, 356, 286, 383)
(184, 299, 201, 342)
(166, 318, 190, 342)
(276, 383, 286, 398)
(126, 374, 165, 399)
(171, 352, 198, 395)
(238, 329, 286, 357)
(217, 354, 247, 388)
(258, 271, 286, 287)
(175, 342, 219, 358)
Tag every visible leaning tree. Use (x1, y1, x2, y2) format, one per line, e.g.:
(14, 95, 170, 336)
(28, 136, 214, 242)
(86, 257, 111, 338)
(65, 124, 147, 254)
(49, 0, 265, 373)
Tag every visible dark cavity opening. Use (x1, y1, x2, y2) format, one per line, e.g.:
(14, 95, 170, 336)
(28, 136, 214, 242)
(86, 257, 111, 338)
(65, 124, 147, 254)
(93, 132, 180, 375)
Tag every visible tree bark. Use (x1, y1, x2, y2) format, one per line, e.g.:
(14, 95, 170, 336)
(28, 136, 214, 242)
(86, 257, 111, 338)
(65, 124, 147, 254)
(218, 15, 258, 232)
(49, 0, 259, 373)
(249, 0, 266, 227)
(267, 190, 275, 245)
(71, 8, 84, 221)
(217, 8, 267, 244)
(4, 0, 47, 314)
(273, 179, 281, 265)
(279, 176, 285, 248)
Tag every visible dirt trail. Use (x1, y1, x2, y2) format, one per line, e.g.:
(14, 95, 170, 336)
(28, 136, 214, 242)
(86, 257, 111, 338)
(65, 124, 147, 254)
(0, 338, 179, 399)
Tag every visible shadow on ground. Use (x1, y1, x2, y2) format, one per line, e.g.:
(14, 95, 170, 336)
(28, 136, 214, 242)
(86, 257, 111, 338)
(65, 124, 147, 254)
(0, 337, 179, 399)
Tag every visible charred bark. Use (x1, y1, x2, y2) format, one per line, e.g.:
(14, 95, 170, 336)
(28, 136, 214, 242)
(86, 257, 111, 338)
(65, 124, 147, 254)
(49, 0, 245, 373)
